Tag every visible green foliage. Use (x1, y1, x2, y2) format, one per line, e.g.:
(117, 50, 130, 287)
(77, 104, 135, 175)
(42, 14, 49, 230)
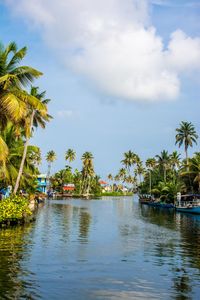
(0, 195, 32, 223)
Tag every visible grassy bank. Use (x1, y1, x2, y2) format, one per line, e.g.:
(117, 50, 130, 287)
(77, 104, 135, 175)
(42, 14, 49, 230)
(97, 192, 133, 197)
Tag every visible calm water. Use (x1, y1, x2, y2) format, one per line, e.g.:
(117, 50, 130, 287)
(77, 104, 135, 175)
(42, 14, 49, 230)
(0, 196, 200, 300)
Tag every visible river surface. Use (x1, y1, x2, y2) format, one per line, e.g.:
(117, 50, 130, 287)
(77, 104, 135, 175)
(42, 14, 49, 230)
(0, 196, 200, 299)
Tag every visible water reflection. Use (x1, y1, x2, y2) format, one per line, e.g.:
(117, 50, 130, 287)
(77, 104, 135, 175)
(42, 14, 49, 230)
(0, 197, 200, 299)
(0, 225, 39, 299)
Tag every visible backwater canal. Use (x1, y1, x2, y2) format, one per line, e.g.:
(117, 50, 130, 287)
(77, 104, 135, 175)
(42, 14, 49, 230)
(0, 196, 200, 299)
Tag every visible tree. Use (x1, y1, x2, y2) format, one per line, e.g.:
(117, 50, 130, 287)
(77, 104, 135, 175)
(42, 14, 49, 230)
(65, 149, 76, 166)
(118, 168, 127, 182)
(46, 150, 57, 188)
(156, 150, 170, 182)
(146, 158, 156, 195)
(13, 87, 50, 194)
(0, 42, 43, 165)
(0, 123, 40, 188)
(175, 121, 198, 166)
(81, 152, 95, 195)
(107, 173, 113, 191)
(121, 150, 137, 172)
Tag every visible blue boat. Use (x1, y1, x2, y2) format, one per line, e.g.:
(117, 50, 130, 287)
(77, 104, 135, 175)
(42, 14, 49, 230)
(176, 194, 200, 214)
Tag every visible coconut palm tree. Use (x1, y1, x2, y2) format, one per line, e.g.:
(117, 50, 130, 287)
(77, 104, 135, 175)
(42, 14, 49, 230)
(156, 150, 170, 182)
(65, 149, 76, 166)
(121, 150, 137, 172)
(118, 168, 127, 182)
(46, 150, 57, 185)
(146, 158, 156, 195)
(107, 173, 113, 191)
(136, 161, 145, 184)
(81, 152, 95, 195)
(175, 121, 198, 165)
(13, 87, 50, 194)
(0, 42, 43, 166)
(0, 123, 40, 187)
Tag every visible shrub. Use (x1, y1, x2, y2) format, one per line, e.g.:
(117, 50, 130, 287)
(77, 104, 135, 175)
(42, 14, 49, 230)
(0, 195, 32, 223)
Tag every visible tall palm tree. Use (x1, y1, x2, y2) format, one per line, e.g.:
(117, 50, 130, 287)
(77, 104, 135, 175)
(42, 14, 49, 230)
(107, 173, 113, 191)
(65, 149, 76, 166)
(156, 150, 170, 182)
(121, 150, 137, 172)
(46, 150, 57, 189)
(136, 161, 145, 184)
(13, 87, 50, 194)
(81, 152, 95, 195)
(118, 168, 127, 182)
(0, 42, 43, 165)
(175, 121, 198, 165)
(146, 158, 156, 194)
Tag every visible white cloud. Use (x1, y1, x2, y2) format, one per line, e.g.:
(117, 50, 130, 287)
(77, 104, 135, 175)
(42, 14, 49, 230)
(5, 0, 200, 102)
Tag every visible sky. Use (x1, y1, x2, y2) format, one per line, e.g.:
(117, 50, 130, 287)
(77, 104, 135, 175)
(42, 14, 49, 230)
(0, 0, 200, 178)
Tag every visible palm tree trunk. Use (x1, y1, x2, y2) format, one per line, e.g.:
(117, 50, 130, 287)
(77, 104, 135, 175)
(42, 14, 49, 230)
(14, 111, 35, 194)
(185, 145, 189, 169)
(149, 170, 151, 195)
(164, 167, 166, 182)
(86, 177, 90, 195)
(46, 163, 51, 192)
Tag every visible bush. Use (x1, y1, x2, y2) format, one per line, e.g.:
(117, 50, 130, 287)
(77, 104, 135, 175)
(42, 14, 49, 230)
(0, 195, 32, 223)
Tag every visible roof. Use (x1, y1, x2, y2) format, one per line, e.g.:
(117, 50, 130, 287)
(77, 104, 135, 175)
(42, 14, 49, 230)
(99, 180, 108, 185)
(38, 174, 47, 179)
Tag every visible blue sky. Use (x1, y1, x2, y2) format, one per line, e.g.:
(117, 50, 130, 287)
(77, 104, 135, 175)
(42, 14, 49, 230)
(1, 0, 200, 178)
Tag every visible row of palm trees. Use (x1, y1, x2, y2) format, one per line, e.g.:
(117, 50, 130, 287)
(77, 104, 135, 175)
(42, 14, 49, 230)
(107, 121, 199, 199)
(46, 149, 101, 195)
(0, 41, 51, 194)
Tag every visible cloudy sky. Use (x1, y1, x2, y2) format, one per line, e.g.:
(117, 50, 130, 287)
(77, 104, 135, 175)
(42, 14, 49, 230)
(1, 0, 200, 177)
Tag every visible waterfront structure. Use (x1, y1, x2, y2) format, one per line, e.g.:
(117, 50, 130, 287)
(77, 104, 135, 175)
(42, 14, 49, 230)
(37, 174, 47, 193)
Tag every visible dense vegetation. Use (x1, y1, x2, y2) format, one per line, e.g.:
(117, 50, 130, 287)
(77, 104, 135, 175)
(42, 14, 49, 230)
(0, 41, 51, 223)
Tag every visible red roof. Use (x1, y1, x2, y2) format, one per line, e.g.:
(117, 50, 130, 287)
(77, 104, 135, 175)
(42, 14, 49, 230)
(99, 180, 108, 185)
(63, 186, 75, 191)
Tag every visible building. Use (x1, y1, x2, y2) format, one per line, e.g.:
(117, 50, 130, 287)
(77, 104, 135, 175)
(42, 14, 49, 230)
(63, 184, 75, 193)
(37, 174, 47, 193)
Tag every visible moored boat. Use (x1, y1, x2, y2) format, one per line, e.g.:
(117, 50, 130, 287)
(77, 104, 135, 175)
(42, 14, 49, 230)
(175, 194, 200, 214)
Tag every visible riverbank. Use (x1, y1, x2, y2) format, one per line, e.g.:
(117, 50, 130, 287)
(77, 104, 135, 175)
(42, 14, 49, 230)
(51, 191, 133, 199)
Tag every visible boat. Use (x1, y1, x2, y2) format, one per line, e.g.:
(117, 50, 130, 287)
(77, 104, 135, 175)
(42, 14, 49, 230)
(139, 194, 154, 205)
(139, 195, 174, 209)
(175, 194, 200, 214)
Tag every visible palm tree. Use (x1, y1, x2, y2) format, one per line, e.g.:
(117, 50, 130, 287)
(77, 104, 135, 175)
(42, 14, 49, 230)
(46, 150, 57, 188)
(0, 123, 40, 188)
(81, 152, 95, 195)
(156, 150, 170, 182)
(118, 168, 127, 182)
(169, 151, 181, 183)
(121, 150, 137, 172)
(175, 121, 198, 165)
(146, 158, 156, 195)
(13, 87, 50, 194)
(65, 149, 76, 166)
(107, 173, 113, 191)
(0, 42, 43, 166)
(136, 161, 145, 184)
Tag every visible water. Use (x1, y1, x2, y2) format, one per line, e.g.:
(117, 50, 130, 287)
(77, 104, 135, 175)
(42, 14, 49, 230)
(0, 196, 200, 299)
